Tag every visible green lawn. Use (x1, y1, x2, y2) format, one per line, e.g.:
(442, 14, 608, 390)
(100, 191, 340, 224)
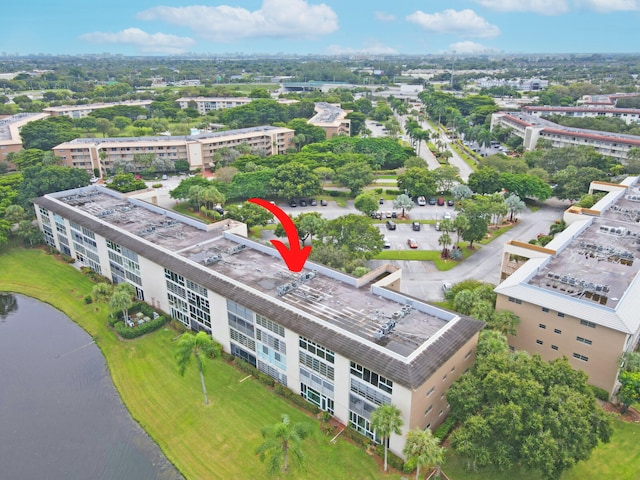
(0, 245, 402, 480)
(2, 245, 639, 480)
(374, 244, 473, 271)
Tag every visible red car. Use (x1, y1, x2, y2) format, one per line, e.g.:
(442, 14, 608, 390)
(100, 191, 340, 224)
(437, 197, 445, 206)
(407, 238, 418, 249)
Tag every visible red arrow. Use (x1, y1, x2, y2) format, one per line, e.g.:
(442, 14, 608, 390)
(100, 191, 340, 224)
(248, 198, 312, 272)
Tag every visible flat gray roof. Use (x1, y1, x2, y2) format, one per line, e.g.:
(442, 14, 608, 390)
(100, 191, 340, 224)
(35, 186, 483, 388)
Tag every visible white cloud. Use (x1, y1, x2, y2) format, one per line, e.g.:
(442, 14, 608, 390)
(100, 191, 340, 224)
(449, 41, 499, 54)
(374, 11, 396, 22)
(137, 0, 338, 42)
(326, 43, 398, 55)
(576, 0, 640, 12)
(473, 0, 569, 15)
(79, 28, 195, 54)
(474, 0, 640, 14)
(406, 9, 500, 38)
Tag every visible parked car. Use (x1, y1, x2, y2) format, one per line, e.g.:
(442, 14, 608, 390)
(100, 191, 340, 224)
(383, 237, 391, 249)
(309, 198, 317, 206)
(437, 197, 445, 206)
(300, 199, 307, 207)
(442, 282, 452, 293)
(407, 238, 418, 249)
(435, 222, 441, 231)
(417, 196, 426, 206)
(320, 199, 328, 206)
(289, 200, 297, 207)
(412, 221, 421, 231)
(386, 211, 392, 218)
(386, 220, 396, 230)
(447, 199, 454, 207)
(391, 211, 398, 218)
(429, 197, 437, 205)
(443, 212, 452, 220)
(379, 198, 385, 204)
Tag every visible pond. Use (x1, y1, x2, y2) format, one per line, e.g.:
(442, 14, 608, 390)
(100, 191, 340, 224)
(0, 293, 183, 480)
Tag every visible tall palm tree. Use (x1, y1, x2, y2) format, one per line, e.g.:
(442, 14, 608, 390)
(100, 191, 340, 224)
(256, 414, 311, 475)
(371, 403, 404, 472)
(403, 428, 446, 480)
(175, 331, 222, 404)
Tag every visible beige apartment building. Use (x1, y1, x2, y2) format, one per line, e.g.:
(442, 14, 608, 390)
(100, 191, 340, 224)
(53, 126, 295, 175)
(308, 102, 351, 138)
(176, 97, 252, 115)
(495, 177, 640, 395)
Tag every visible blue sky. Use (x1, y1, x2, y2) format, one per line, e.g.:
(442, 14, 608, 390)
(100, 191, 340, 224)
(3, 0, 640, 56)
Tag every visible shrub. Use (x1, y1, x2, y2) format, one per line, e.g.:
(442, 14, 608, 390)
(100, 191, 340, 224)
(84, 295, 93, 304)
(374, 188, 383, 194)
(341, 427, 371, 447)
(433, 416, 456, 441)
(385, 189, 403, 196)
(590, 385, 610, 401)
(113, 315, 169, 339)
(374, 444, 405, 471)
(152, 183, 162, 188)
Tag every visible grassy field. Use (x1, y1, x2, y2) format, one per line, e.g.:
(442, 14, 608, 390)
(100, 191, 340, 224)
(374, 244, 473, 271)
(0, 245, 402, 480)
(2, 245, 639, 480)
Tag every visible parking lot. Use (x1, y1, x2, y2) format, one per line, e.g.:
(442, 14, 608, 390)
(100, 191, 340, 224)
(376, 221, 442, 251)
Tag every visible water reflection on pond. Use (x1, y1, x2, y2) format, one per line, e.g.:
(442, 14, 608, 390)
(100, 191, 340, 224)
(0, 294, 183, 480)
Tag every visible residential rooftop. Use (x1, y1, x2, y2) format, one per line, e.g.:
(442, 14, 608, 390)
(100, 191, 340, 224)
(37, 186, 461, 361)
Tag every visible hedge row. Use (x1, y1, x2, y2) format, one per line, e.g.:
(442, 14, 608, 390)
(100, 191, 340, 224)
(114, 315, 168, 339)
(434, 416, 456, 441)
(374, 444, 405, 471)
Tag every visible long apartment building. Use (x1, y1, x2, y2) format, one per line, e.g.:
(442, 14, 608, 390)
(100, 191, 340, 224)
(495, 176, 640, 395)
(43, 100, 153, 118)
(33, 185, 483, 457)
(0, 112, 50, 167)
(491, 111, 640, 163)
(523, 105, 640, 125)
(176, 97, 252, 115)
(52, 126, 295, 175)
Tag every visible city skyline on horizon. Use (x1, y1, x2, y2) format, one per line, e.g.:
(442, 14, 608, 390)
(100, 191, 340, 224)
(3, 0, 640, 57)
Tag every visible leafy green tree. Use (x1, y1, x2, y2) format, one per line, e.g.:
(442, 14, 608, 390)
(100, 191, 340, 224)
(354, 192, 379, 216)
(447, 333, 612, 480)
(16, 219, 42, 246)
(371, 404, 404, 472)
(403, 428, 445, 480)
(229, 169, 276, 200)
(345, 111, 366, 136)
(433, 165, 460, 193)
(552, 166, 609, 201)
(224, 201, 273, 230)
(6, 149, 46, 170)
(109, 288, 133, 322)
(270, 163, 321, 200)
(335, 161, 374, 195)
(393, 194, 413, 218)
(175, 331, 222, 405)
(452, 214, 469, 245)
(108, 173, 147, 193)
(17, 165, 90, 210)
(458, 197, 490, 248)
(4, 204, 25, 224)
(19, 116, 77, 150)
(488, 310, 520, 336)
(256, 414, 311, 475)
(621, 351, 640, 373)
(325, 214, 384, 259)
(451, 184, 473, 201)
(170, 176, 212, 200)
(397, 167, 437, 199)
(467, 167, 500, 195)
(0, 293, 18, 320)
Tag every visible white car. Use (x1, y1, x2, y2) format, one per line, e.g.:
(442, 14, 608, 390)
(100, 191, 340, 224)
(442, 282, 452, 293)
(443, 212, 452, 220)
(417, 196, 426, 206)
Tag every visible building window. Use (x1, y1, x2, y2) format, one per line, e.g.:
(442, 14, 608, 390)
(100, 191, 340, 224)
(438, 410, 444, 417)
(551, 345, 559, 351)
(426, 386, 435, 397)
(557, 312, 565, 318)
(576, 336, 593, 345)
(542, 307, 549, 313)
(580, 320, 596, 329)
(508, 297, 522, 304)
(442, 374, 447, 381)
(536, 339, 544, 345)
(554, 328, 562, 334)
(425, 405, 433, 415)
(539, 324, 546, 329)
(450, 366, 456, 372)
(464, 350, 472, 359)
(573, 353, 589, 362)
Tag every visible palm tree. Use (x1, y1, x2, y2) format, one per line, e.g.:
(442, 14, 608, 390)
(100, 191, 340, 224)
(256, 414, 311, 475)
(371, 403, 404, 472)
(403, 428, 445, 480)
(91, 282, 113, 305)
(175, 331, 222, 404)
